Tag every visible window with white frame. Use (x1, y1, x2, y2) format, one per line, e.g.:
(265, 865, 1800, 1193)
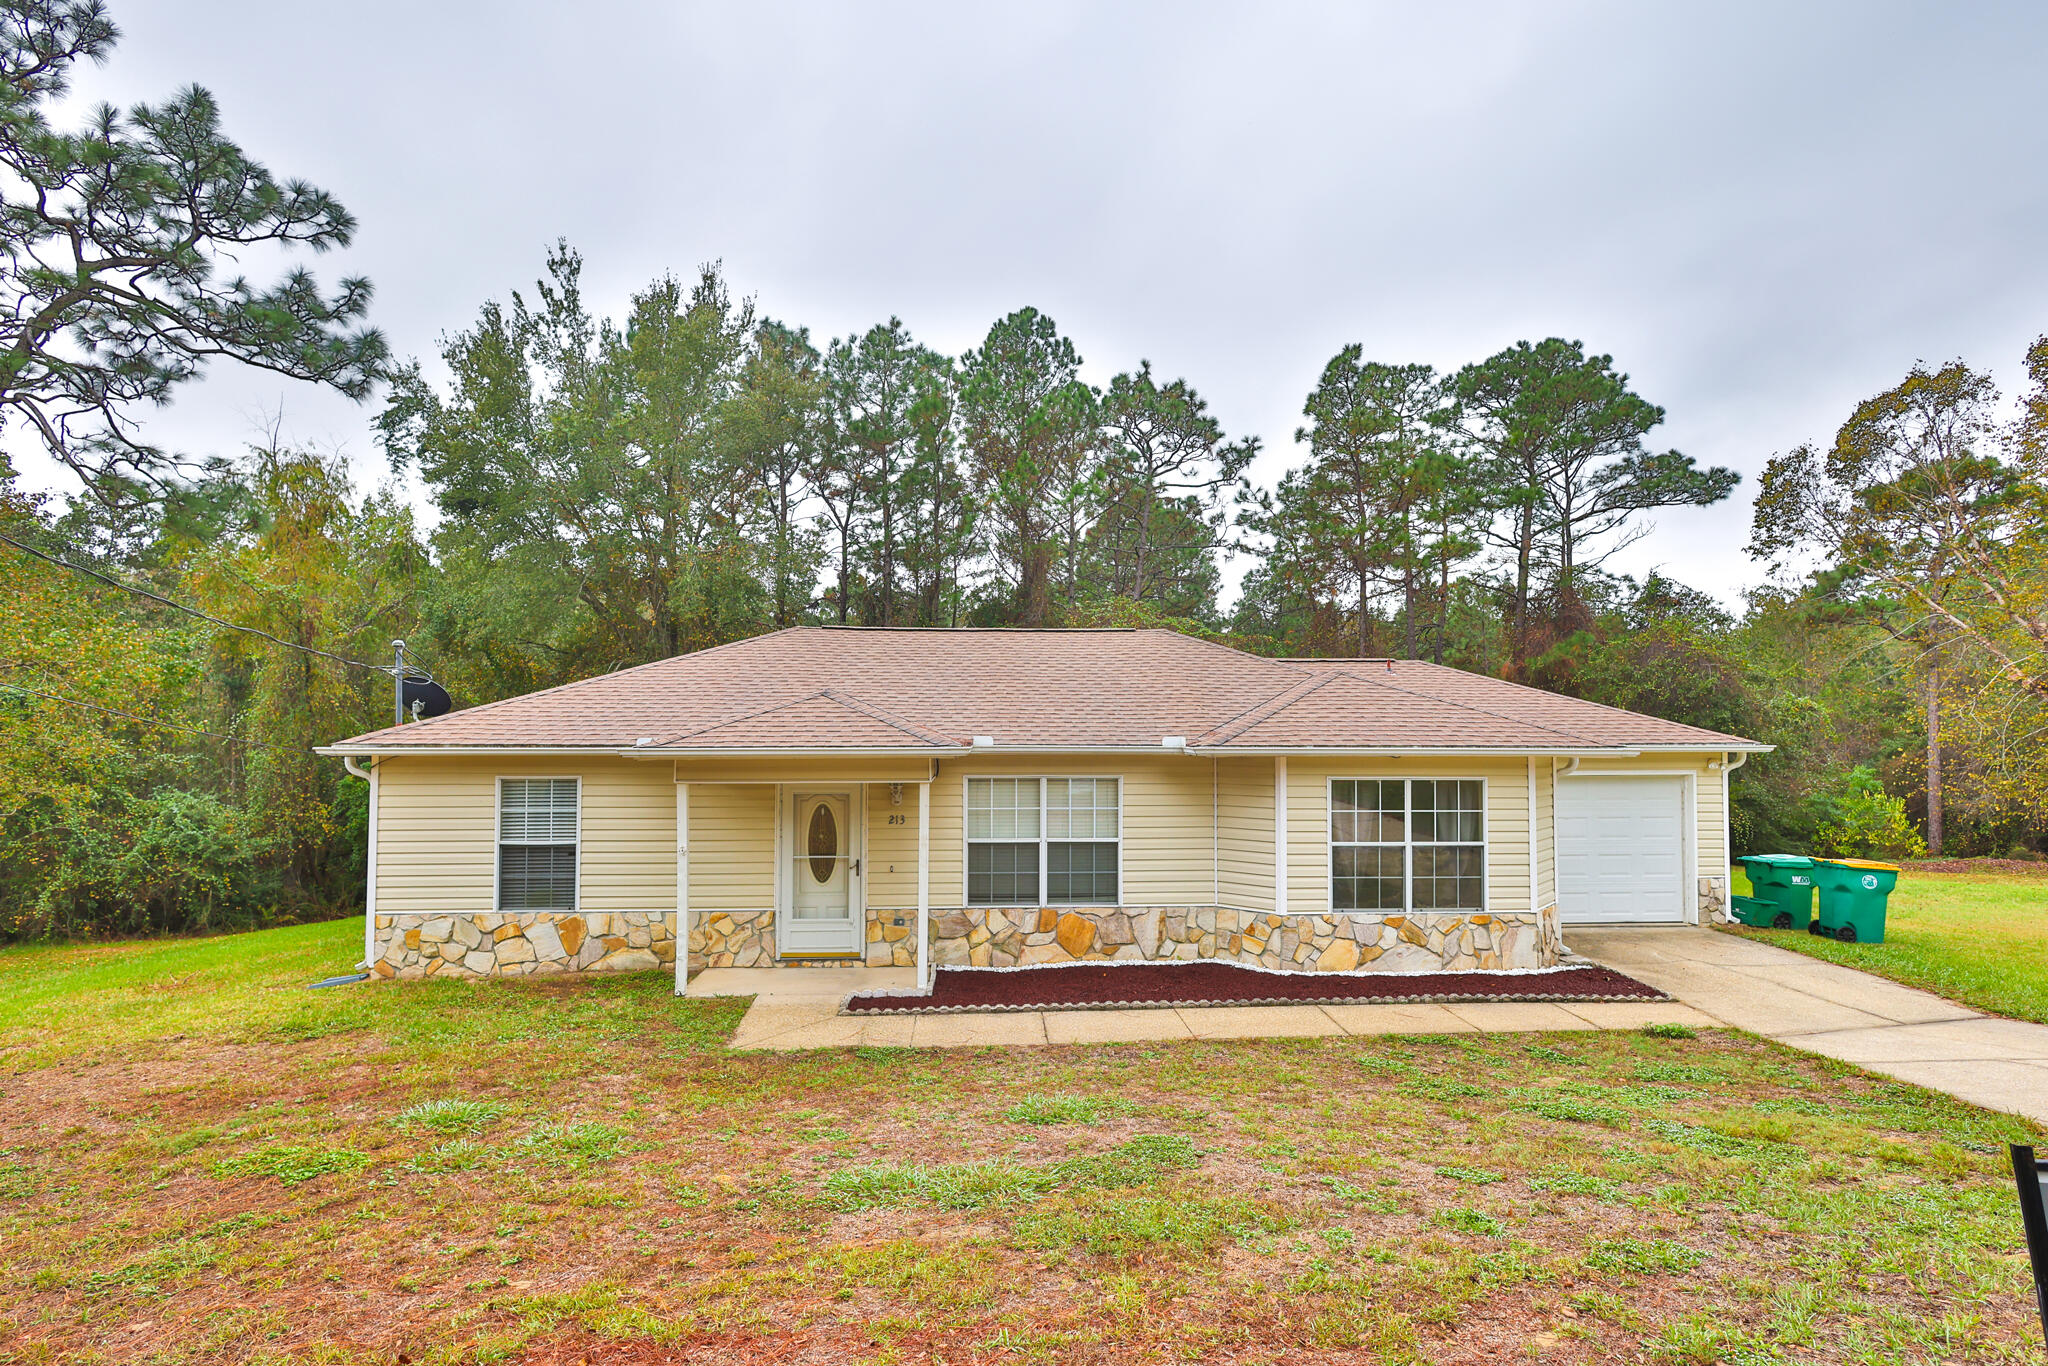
(499, 778, 578, 911)
(1330, 778, 1484, 912)
(966, 777, 1119, 906)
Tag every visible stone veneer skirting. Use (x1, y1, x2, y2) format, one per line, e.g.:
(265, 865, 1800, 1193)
(871, 904, 1562, 974)
(379, 903, 1565, 979)
(1699, 875, 1730, 925)
(372, 912, 675, 979)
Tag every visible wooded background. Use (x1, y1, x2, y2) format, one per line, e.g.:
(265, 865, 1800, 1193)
(3, 1, 2044, 938)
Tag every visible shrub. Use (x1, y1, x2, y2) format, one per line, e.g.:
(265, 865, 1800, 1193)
(1814, 766, 1927, 861)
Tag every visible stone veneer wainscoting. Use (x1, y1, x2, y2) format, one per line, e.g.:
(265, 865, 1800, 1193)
(372, 912, 674, 979)
(379, 904, 1563, 979)
(1699, 875, 1731, 925)
(866, 905, 1562, 974)
(688, 909, 777, 970)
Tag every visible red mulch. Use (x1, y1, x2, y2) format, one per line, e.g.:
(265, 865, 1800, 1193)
(843, 961, 1668, 1014)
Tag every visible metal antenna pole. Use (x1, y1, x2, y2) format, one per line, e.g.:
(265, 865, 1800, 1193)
(393, 640, 406, 726)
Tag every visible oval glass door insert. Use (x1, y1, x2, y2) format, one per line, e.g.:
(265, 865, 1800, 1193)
(807, 802, 838, 883)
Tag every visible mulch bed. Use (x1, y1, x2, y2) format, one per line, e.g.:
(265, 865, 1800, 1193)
(843, 961, 1668, 1015)
(1903, 857, 2047, 875)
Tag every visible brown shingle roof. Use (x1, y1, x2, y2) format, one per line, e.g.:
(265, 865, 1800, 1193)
(327, 628, 1763, 753)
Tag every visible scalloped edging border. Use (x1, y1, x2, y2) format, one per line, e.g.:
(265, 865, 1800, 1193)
(841, 985, 1671, 1016)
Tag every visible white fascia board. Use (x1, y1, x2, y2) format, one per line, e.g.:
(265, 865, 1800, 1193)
(1184, 745, 1643, 758)
(626, 746, 968, 759)
(318, 744, 970, 759)
(316, 744, 621, 757)
(1625, 743, 1776, 754)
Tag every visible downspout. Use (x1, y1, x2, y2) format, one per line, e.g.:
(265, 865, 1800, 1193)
(342, 756, 377, 971)
(1722, 751, 1748, 876)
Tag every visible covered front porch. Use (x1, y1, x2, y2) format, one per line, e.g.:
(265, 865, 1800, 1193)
(672, 756, 938, 993)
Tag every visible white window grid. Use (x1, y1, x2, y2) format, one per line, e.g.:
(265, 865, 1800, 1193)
(964, 776, 1122, 907)
(1328, 777, 1486, 914)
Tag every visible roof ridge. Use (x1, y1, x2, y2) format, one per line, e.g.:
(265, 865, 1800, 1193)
(656, 687, 833, 745)
(810, 624, 1140, 633)
(655, 687, 958, 748)
(811, 687, 961, 746)
(1131, 627, 1277, 669)
(343, 626, 809, 745)
(1394, 660, 1749, 744)
(1327, 667, 1611, 746)
(1193, 669, 1346, 746)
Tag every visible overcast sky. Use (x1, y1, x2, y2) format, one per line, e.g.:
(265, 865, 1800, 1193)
(26, 0, 2048, 607)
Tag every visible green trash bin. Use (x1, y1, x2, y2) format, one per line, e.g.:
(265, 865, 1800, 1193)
(1812, 859, 1900, 943)
(1733, 855, 1817, 930)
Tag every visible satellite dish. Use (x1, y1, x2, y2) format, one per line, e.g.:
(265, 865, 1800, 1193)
(401, 676, 453, 719)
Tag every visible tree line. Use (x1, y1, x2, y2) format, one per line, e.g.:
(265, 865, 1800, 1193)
(1, 0, 2044, 938)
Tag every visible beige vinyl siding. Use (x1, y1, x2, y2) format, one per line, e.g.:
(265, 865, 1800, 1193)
(1282, 757, 1532, 915)
(1567, 752, 1728, 877)
(375, 756, 675, 914)
(1532, 758, 1556, 909)
(687, 783, 776, 910)
(1215, 756, 1276, 912)
(908, 754, 1217, 910)
(864, 782, 921, 909)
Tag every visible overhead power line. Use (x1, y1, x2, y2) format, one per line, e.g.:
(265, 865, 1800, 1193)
(0, 682, 303, 752)
(0, 526, 428, 679)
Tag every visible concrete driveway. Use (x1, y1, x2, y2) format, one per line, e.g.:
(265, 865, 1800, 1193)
(1571, 926, 2048, 1126)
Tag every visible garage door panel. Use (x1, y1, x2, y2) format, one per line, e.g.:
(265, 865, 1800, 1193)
(1558, 776, 1686, 925)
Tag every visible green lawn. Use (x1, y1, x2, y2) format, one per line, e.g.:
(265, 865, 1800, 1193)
(1727, 867, 2048, 1024)
(1, 919, 2044, 1365)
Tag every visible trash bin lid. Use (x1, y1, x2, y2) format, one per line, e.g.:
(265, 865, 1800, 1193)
(1740, 854, 1816, 867)
(1816, 858, 1902, 872)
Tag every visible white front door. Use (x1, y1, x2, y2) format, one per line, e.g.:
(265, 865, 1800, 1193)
(1556, 775, 1689, 925)
(780, 789, 862, 956)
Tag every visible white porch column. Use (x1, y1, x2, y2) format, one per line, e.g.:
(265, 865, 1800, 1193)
(916, 779, 931, 990)
(363, 761, 379, 969)
(674, 780, 689, 995)
(1273, 756, 1288, 915)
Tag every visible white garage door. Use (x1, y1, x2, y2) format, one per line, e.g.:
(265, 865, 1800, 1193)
(1557, 775, 1688, 924)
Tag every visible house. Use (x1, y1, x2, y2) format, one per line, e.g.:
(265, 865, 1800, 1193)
(317, 627, 1768, 989)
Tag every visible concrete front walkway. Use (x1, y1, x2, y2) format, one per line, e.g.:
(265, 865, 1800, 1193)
(1571, 926, 2048, 1126)
(691, 936, 2048, 1126)
(687, 964, 1710, 1051)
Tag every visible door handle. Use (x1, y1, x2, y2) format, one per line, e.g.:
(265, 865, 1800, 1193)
(852, 859, 861, 877)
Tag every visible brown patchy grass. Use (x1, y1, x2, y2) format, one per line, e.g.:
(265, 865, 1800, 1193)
(1, 920, 2045, 1364)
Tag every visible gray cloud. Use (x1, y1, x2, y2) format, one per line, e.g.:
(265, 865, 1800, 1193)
(26, 0, 2047, 605)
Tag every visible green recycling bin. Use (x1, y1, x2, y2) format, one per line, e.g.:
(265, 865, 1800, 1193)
(1811, 859, 1900, 943)
(1733, 854, 1817, 930)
